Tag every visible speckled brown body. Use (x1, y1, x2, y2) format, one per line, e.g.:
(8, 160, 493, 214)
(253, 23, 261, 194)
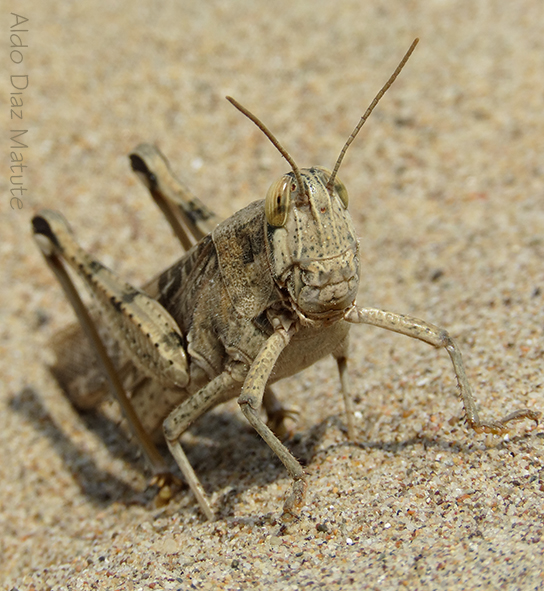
(154, 191, 354, 396)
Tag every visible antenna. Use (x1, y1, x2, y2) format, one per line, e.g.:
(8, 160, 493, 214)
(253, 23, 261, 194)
(226, 96, 306, 197)
(326, 38, 419, 192)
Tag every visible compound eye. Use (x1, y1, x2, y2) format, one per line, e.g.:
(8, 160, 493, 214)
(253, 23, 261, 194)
(265, 176, 291, 227)
(332, 175, 349, 208)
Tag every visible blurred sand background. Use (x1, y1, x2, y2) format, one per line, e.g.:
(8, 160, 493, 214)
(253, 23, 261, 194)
(2, 1, 544, 589)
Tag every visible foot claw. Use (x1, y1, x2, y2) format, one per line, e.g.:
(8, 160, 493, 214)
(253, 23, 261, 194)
(281, 476, 308, 522)
(149, 472, 182, 507)
(472, 409, 540, 435)
(267, 407, 300, 440)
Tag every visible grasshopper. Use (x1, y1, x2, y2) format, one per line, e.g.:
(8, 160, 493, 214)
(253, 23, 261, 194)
(32, 39, 539, 521)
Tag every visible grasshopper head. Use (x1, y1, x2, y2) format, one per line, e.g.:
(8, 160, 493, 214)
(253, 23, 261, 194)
(265, 167, 360, 319)
(227, 40, 419, 319)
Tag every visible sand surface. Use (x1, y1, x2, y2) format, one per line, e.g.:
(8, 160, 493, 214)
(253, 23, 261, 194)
(2, 1, 544, 589)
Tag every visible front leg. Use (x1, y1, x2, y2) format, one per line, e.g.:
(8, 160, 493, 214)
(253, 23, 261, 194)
(163, 371, 240, 521)
(345, 306, 540, 434)
(238, 328, 308, 521)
